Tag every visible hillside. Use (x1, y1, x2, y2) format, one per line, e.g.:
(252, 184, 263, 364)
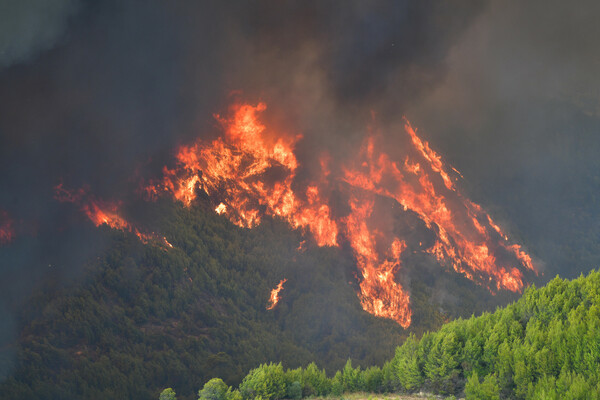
(0, 197, 505, 400)
(183, 270, 600, 400)
(391, 270, 600, 398)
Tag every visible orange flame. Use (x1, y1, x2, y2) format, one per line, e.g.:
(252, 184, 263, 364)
(54, 183, 171, 248)
(162, 236, 174, 248)
(342, 121, 536, 294)
(343, 195, 411, 326)
(215, 203, 227, 215)
(145, 103, 338, 247)
(267, 278, 287, 310)
(144, 102, 536, 327)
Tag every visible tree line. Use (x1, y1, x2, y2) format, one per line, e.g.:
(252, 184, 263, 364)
(162, 270, 600, 400)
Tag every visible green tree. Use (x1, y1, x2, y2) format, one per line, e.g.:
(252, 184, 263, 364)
(465, 372, 499, 400)
(395, 335, 424, 391)
(331, 371, 344, 396)
(287, 381, 302, 400)
(199, 378, 229, 400)
(159, 388, 177, 400)
(362, 366, 383, 393)
(239, 363, 286, 400)
(424, 329, 462, 393)
(381, 360, 400, 392)
(302, 362, 329, 396)
(341, 359, 361, 393)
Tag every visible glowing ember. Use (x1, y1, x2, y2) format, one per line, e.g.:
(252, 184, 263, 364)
(297, 240, 306, 252)
(267, 278, 287, 310)
(162, 236, 174, 248)
(143, 101, 537, 327)
(54, 183, 169, 248)
(0, 210, 14, 245)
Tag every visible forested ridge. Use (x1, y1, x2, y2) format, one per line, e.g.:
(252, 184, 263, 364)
(0, 197, 502, 400)
(177, 271, 600, 400)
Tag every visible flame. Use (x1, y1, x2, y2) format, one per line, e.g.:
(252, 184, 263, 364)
(297, 240, 306, 252)
(215, 203, 227, 215)
(145, 103, 338, 247)
(267, 278, 287, 310)
(142, 102, 536, 327)
(343, 195, 411, 326)
(0, 210, 14, 245)
(342, 120, 536, 295)
(54, 183, 171, 248)
(162, 236, 174, 248)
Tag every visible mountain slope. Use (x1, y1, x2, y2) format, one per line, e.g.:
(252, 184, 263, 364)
(184, 270, 600, 400)
(0, 196, 505, 400)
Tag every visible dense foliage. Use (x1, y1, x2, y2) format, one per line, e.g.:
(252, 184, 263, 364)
(0, 198, 499, 400)
(402, 270, 600, 398)
(173, 271, 600, 400)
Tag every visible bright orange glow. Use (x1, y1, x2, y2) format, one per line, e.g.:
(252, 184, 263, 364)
(267, 278, 287, 310)
(0, 210, 14, 245)
(162, 236, 174, 248)
(343, 195, 411, 326)
(54, 183, 171, 249)
(342, 119, 537, 296)
(144, 102, 537, 327)
(215, 203, 227, 215)
(145, 102, 338, 247)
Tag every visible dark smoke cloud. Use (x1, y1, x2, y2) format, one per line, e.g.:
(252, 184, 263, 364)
(0, 0, 486, 289)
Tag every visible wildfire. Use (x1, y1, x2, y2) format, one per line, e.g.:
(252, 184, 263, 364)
(54, 183, 171, 248)
(267, 278, 287, 310)
(342, 121, 536, 296)
(0, 210, 14, 245)
(145, 102, 338, 247)
(138, 101, 536, 328)
(343, 195, 412, 326)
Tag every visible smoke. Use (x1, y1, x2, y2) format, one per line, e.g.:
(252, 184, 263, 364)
(1, 0, 599, 372)
(0, 0, 80, 69)
(221, 1, 487, 153)
(405, 0, 600, 277)
(0, 0, 488, 283)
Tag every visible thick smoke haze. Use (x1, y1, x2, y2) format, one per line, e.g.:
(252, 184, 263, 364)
(1, 0, 599, 370)
(405, 0, 600, 278)
(0, 0, 487, 294)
